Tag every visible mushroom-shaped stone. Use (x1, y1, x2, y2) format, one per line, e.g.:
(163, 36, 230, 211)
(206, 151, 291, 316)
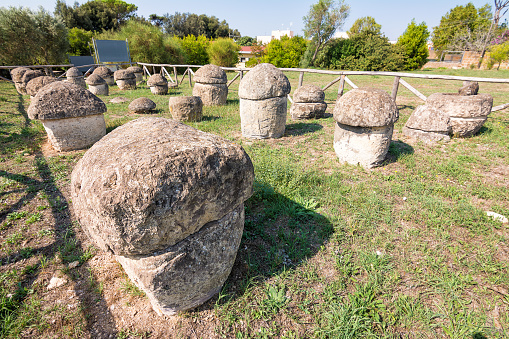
(27, 81, 107, 151)
(26, 76, 58, 99)
(333, 88, 399, 168)
(66, 67, 86, 88)
(93, 66, 115, 86)
(192, 64, 228, 106)
(290, 84, 327, 120)
(238, 63, 291, 139)
(86, 74, 109, 96)
(127, 66, 144, 82)
(114, 69, 136, 90)
(426, 92, 493, 137)
(22, 70, 44, 91)
(129, 97, 156, 113)
(11, 67, 31, 94)
(70, 117, 254, 315)
(169, 96, 203, 122)
(147, 74, 168, 95)
(403, 105, 451, 144)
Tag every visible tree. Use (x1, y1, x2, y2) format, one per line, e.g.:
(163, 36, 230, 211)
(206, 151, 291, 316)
(432, 3, 492, 53)
(347, 16, 382, 38)
(207, 38, 240, 67)
(68, 27, 93, 56)
(261, 36, 308, 68)
(238, 36, 255, 46)
(0, 7, 69, 66)
(478, 1, 509, 67)
(489, 41, 509, 68)
(180, 35, 209, 65)
(157, 12, 240, 39)
(397, 20, 430, 70)
(302, 0, 350, 65)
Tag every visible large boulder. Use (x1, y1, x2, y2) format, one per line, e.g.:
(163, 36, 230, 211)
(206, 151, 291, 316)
(333, 88, 398, 168)
(26, 76, 58, 99)
(27, 81, 107, 151)
(290, 84, 327, 120)
(70, 117, 254, 315)
(169, 96, 203, 122)
(403, 105, 451, 143)
(192, 64, 228, 106)
(238, 63, 291, 139)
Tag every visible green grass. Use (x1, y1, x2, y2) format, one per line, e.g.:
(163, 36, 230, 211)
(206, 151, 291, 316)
(0, 68, 508, 338)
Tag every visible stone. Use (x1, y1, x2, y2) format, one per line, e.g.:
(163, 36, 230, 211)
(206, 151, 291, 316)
(109, 97, 129, 104)
(22, 70, 45, 90)
(27, 81, 107, 151)
(238, 63, 290, 139)
(26, 76, 58, 99)
(68, 261, 80, 269)
(403, 105, 451, 143)
(129, 97, 156, 113)
(93, 66, 115, 86)
(486, 211, 508, 224)
(114, 70, 136, 90)
(47, 276, 67, 290)
(458, 81, 479, 96)
(169, 96, 203, 122)
(70, 117, 254, 314)
(333, 88, 398, 168)
(127, 66, 144, 82)
(192, 65, 228, 106)
(426, 93, 493, 137)
(11, 67, 31, 94)
(86, 74, 109, 96)
(290, 85, 327, 120)
(66, 67, 86, 88)
(147, 74, 168, 95)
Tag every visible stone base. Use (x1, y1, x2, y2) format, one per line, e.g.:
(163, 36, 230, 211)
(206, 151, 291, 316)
(192, 83, 228, 106)
(88, 84, 109, 96)
(169, 96, 203, 122)
(42, 114, 106, 151)
(239, 97, 287, 139)
(402, 126, 450, 144)
(333, 123, 393, 169)
(116, 204, 244, 316)
(290, 102, 327, 120)
(103, 77, 115, 86)
(67, 77, 87, 89)
(150, 85, 168, 95)
(450, 117, 487, 137)
(116, 79, 136, 90)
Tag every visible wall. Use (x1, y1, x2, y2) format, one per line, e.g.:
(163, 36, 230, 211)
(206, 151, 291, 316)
(423, 51, 509, 70)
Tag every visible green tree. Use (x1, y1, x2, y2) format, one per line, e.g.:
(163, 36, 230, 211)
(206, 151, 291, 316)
(207, 38, 240, 67)
(302, 0, 350, 66)
(489, 41, 509, 69)
(157, 12, 240, 39)
(347, 16, 382, 38)
(68, 27, 93, 56)
(261, 36, 308, 68)
(432, 3, 492, 53)
(0, 7, 68, 66)
(397, 20, 430, 70)
(180, 35, 210, 65)
(238, 36, 255, 46)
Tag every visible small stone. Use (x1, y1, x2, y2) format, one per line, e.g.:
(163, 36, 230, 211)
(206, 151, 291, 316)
(109, 97, 130, 104)
(129, 97, 156, 114)
(68, 261, 80, 269)
(47, 276, 67, 290)
(458, 81, 479, 96)
(376, 250, 383, 256)
(486, 211, 508, 224)
(403, 197, 407, 201)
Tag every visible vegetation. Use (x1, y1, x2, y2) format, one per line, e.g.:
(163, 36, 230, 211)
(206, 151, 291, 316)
(489, 41, 509, 69)
(261, 36, 308, 68)
(347, 16, 382, 38)
(397, 20, 430, 70)
(237, 36, 255, 46)
(180, 34, 210, 66)
(0, 7, 68, 66)
(68, 27, 93, 56)
(207, 38, 240, 67)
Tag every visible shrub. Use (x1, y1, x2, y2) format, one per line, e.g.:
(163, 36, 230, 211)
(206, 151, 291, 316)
(397, 20, 429, 70)
(68, 27, 93, 56)
(180, 35, 209, 65)
(261, 36, 308, 68)
(207, 38, 240, 67)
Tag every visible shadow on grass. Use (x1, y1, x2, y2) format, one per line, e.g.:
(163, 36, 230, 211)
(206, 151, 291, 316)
(285, 122, 323, 136)
(201, 115, 221, 122)
(385, 140, 415, 164)
(397, 104, 417, 111)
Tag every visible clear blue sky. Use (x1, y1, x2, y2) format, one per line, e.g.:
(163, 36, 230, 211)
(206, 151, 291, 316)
(1, 0, 496, 40)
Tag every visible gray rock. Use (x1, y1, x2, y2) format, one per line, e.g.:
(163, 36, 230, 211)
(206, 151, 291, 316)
(458, 81, 479, 96)
(238, 63, 290, 100)
(290, 102, 327, 120)
(403, 105, 451, 144)
(192, 83, 228, 106)
(293, 84, 325, 103)
(26, 76, 58, 98)
(129, 97, 156, 113)
(240, 96, 287, 139)
(66, 67, 86, 89)
(11, 67, 30, 83)
(114, 70, 136, 90)
(127, 66, 144, 82)
(93, 66, 115, 86)
(169, 96, 203, 122)
(22, 70, 45, 91)
(86, 74, 108, 96)
(194, 64, 227, 84)
(333, 88, 399, 127)
(147, 74, 168, 95)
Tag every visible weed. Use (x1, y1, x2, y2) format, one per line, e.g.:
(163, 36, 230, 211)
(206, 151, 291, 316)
(25, 212, 41, 224)
(121, 279, 146, 297)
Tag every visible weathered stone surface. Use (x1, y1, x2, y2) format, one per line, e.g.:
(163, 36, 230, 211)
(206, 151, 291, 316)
(42, 114, 107, 151)
(334, 123, 393, 168)
(117, 204, 244, 315)
(403, 105, 451, 143)
(70, 117, 254, 256)
(449, 117, 488, 137)
(26, 76, 58, 97)
(147, 74, 168, 95)
(109, 97, 129, 104)
(459, 81, 479, 96)
(11, 67, 30, 83)
(66, 67, 86, 88)
(169, 96, 203, 122)
(116, 78, 136, 90)
(93, 66, 115, 86)
(293, 84, 325, 103)
(28, 81, 106, 120)
(334, 88, 399, 127)
(129, 97, 156, 113)
(127, 66, 143, 82)
(192, 83, 228, 106)
(238, 63, 291, 100)
(194, 64, 227, 84)
(240, 96, 287, 139)
(66, 67, 82, 78)
(22, 70, 44, 89)
(86, 74, 108, 96)
(402, 126, 450, 144)
(290, 102, 327, 120)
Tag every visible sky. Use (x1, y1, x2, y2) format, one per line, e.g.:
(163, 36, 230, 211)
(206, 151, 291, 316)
(1, 0, 498, 41)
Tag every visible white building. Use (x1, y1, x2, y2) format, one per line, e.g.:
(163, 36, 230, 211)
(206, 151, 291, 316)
(256, 30, 294, 44)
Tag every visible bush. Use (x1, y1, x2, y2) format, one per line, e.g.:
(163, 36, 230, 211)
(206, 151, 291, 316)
(180, 35, 209, 65)
(207, 38, 240, 67)
(397, 20, 429, 70)
(261, 36, 308, 68)
(68, 27, 93, 56)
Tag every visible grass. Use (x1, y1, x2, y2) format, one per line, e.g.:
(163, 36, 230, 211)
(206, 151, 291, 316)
(0, 68, 508, 338)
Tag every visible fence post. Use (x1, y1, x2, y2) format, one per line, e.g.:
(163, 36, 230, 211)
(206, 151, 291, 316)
(298, 71, 304, 88)
(188, 67, 192, 87)
(173, 67, 177, 83)
(391, 76, 400, 101)
(240, 70, 243, 80)
(338, 75, 346, 98)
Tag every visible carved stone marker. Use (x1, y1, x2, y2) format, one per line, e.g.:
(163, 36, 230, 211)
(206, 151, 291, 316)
(93, 66, 115, 86)
(290, 84, 327, 120)
(169, 96, 203, 122)
(11, 67, 31, 94)
(403, 105, 451, 144)
(129, 97, 156, 113)
(114, 69, 136, 90)
(66, 67, 86, 88)
(147, 74, 168, 95)
(192, 64, 228, 106)
(85, 74, 109, 96)
(26, 76, 58, 99)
